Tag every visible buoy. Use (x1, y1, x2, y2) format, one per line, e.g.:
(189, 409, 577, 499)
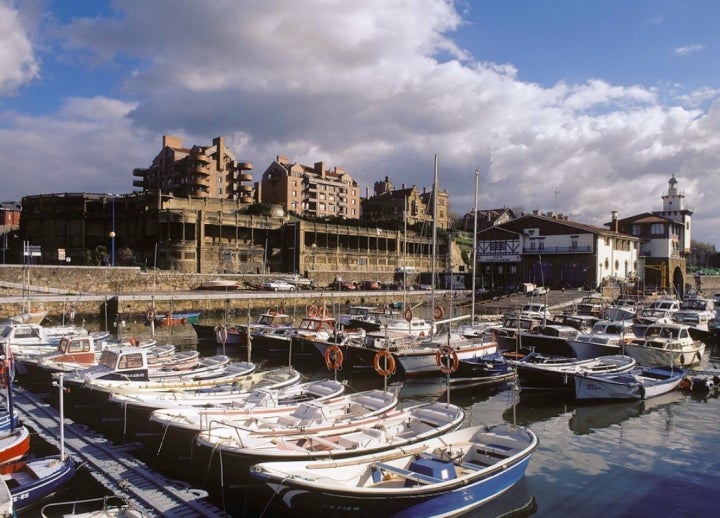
(435, 345, 459, 374)
(324, 345, 344, 371)
(373, 350, 396, 377)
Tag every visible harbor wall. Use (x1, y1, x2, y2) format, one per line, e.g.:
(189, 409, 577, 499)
(0, 265, 439, 323)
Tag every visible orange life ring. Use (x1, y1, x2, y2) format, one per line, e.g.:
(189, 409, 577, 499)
(0, 363, 6, 389)
(324, 345, 344, 371)
(181, 317, 188, 325)
(419, 331, 425, 337)
(436, 345, 459, 374)
(433, 306, 445, 320)
(373, 350, 396, 377)
(146, 307, 156, 321)
(404, 309, 413, 322)
(308, 305, 319, 317)
(216, 325, 228, 344)
(129, 337, 139, 347)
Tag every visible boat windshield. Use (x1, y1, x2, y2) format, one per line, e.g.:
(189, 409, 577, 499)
(98, 349, 120, 369)
(645, 327, 679, 339)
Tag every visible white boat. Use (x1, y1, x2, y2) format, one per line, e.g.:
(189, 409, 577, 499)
(575, 365, 685, 400)
(2, 310, 47, 325)
(195, 389, 398, 446)
(80, 360, 257, 395)
(217, 309, 294, 346)
(195, 278, 242, 290)
(392, 332, 497, 376)
(249, 422, 538, 517)
(0, 322, 88, 356)
(337, 305, 385, 327)
(195, 401, 464, 464)
(510, 353, 637, 394)
(624, 322, 706, 367)
(108, 369, 318, 412)
(568, 319, 638, 359)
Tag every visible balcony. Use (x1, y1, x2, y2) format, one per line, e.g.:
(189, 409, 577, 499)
(521, 245, 592, 254)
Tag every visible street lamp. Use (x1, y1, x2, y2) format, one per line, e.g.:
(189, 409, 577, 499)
(109, 194, 116, 266)
(311, 243, 317, 271)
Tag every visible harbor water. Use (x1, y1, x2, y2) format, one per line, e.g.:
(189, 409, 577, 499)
(19, 315, 720, 517)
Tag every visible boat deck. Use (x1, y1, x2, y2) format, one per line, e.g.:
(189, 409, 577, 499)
(9, 384, 225, 517)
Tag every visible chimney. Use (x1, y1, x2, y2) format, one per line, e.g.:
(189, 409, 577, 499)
(611, 211, 618, 232)
(314, 161, 326, 179)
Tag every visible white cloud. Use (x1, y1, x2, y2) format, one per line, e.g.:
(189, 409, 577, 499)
(1, 1, 719, 246)
(674, 44, 704, 56)
(0, 97, 154, 198)
(0, 0, 39, 94)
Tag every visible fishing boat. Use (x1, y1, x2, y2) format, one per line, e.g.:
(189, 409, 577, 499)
(195, 389, 398, 443)
(213, 308, 294, 347)
(62, 347, 237, 389)
(250, 422, 538, 517)
(78, 360, 256, 395)
(108, 367, 306, 411)
(0, 428, 30, 466)
(574, 365, 685, 400)
(194, 401, 464, 472)
(510, 353, 637, 394)
(567, 319, 638, 359)
(449, 352, 516, 389)
(2, 455, 76, 512)
(624, 322, 706, 367)
(392, 332, 498, 376)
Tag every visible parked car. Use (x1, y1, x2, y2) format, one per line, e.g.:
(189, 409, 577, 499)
(331, 279, 358, 291)
(360, 280, 382, 290)
(263, 279, 297, 292)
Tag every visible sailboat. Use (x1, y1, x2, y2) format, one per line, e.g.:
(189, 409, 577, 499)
(391, 158, 497, 376)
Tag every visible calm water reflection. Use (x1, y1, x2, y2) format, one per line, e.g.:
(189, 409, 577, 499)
(24, 318, 720, 517)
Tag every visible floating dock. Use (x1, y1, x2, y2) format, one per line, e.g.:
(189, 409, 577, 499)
(10, 383, 225, 517)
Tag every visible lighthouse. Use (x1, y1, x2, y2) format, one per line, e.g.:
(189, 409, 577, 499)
(655, 174, 693, 255)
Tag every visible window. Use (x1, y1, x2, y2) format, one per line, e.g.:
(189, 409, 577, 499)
(651, 223, 664, 235)
(571, 238, 578, 250)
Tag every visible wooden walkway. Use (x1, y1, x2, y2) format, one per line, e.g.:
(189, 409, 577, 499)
(10, 384, 226, 517)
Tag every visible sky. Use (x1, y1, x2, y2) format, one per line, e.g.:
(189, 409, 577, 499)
(1, 0, 719, 246)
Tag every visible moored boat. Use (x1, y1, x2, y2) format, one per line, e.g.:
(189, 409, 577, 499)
(510, 353, 637, 394)
(624, 322, 705, 366)
(574, 365, 685, 400)
(250, 422, 538, 517)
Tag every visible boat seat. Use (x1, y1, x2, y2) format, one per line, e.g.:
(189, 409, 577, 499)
(472, 443, 512, 460)
(371, 462, 441, 485)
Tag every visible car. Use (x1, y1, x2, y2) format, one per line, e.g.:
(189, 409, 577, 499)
(262, 279, 297, 292)
(331, 280, 358, 291)
(360, 280, 382, 290)
(532, 286, 549, 296)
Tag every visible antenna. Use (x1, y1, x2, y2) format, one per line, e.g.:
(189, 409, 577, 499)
(554, 187, 560, 212)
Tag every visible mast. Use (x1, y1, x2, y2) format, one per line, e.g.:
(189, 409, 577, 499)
(430, 154, 438, 335)
(472, 169, 478, 324)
